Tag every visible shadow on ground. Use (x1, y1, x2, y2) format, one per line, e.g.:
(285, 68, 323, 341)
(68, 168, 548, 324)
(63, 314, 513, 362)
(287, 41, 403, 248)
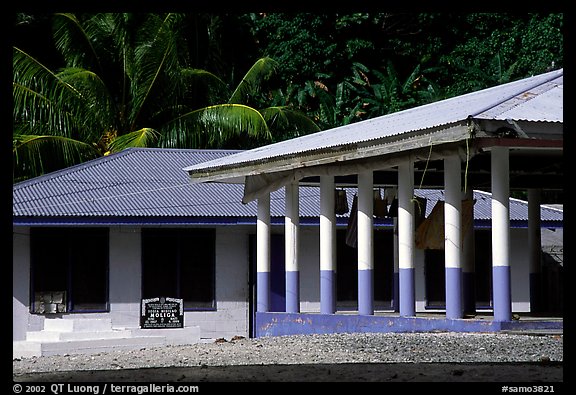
(13, 362, 563, 382)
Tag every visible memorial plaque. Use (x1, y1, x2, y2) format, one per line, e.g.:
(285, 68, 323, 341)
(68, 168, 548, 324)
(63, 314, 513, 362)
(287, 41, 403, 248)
(140, 297, 184, 329)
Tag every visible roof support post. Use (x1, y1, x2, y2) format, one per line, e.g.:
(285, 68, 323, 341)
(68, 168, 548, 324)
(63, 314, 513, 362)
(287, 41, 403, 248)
(491, 146, 512, 322)
(285, 182, 300, 313)
(357, 171, 374, 315)
(444, 155, 463, 319)
(257, 193, 271, 312)
(320, 176, 336, 314)
(528, 188, 542, 313)
(398, 160, 416, 317)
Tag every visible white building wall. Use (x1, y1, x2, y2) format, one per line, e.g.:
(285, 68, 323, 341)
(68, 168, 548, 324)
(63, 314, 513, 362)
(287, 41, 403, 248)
(299, 227, 321, 312)
(12, 225, 254, 342)
(13, 226, 30, 341)
(109, 226, 142, 328)
(184, 227, 250, 340)
(510, 227, 531, 312)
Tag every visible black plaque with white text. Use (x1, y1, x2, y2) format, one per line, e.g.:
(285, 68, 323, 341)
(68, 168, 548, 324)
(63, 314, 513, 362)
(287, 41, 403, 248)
(140, 297, 184, 329)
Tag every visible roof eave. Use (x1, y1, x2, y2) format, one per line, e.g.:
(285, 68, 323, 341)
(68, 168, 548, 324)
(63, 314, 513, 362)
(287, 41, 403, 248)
(186, 122, 472, 184)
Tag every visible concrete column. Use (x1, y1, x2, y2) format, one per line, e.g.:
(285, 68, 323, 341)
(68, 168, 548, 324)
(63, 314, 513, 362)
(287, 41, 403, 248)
(257, 194, 271, 312)
(461, 188, 476, 315)
(398, 161, 416, 317)
(444, 155, 463, 319)
(528, 188, 542, 313)
(285, 182, 300, 313)
(357, 171, 374, 315)
(491, 146, 512, 322)
(320, 176, 336, 314)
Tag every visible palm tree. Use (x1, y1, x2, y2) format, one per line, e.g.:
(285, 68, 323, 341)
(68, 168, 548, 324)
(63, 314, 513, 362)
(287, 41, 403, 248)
(13, 13, 319, 182)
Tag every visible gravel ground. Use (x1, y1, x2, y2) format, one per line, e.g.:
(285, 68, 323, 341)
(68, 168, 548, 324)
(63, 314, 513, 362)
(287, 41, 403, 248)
(13, 332, 564, 382)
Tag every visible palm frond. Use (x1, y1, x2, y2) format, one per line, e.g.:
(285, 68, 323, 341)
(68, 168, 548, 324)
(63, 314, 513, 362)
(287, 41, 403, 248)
(129, 13, 184, 128)
(13, 133, 99, 181)
(52, 13, 102, 70)
(228, 57, 279, 104)
(108, 128, 159, 153)
(159, 104, 270, 148)
(13, 47, 88, 137)
(56, 67, 116, 141)
(180, 68, 230, 104)
(260, 106, 320, 139)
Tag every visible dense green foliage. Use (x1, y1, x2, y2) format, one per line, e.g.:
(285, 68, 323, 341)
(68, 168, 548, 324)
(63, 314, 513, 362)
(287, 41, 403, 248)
(250, 12, 563, 127)
(12, 12, 563, 182)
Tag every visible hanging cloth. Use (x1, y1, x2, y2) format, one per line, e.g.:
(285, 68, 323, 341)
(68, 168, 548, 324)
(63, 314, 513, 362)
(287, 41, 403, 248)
(373, 188, 388, 218)
(345, 194, 358, 248)
(415, 198, 476, 250)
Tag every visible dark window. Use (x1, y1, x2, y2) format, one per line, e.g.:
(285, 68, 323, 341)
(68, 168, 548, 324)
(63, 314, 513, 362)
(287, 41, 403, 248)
(336, 228, 394, 309)
(31, 228, 109, 313)
(423, 230, 494, 309)
(142, 228, 215, 310)
(424, 249, 446, 308)
(474, 230, 493, 308)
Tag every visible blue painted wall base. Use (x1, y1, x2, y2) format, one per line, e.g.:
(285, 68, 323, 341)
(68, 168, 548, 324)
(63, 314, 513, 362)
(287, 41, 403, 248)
(255, 312, 562, 337)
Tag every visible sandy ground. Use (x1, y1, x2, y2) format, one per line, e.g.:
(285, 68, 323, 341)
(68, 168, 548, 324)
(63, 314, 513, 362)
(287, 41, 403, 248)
(13, 361, 563, 383)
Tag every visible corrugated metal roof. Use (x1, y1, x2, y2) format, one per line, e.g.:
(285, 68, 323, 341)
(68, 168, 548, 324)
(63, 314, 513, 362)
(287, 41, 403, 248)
(184, 69, 563, 177)
(13, 148, 562, 225)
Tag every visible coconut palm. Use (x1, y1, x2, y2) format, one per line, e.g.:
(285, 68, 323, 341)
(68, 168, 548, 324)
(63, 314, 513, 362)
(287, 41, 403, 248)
(13, 13, 319, 182)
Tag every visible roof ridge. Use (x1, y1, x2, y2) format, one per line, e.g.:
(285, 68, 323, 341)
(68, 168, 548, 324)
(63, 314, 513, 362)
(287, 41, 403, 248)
(471, 68, 563, 118)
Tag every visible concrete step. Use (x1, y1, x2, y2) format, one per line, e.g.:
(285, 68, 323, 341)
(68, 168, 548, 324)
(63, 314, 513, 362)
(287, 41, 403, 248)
(26, 329, 131, 342)
(38, 336, 168, 356)
(43, 318, 113, 332)
(13, 340, 42, 359)
(14, 335, 166, 358)
(14, 326, 201, 359)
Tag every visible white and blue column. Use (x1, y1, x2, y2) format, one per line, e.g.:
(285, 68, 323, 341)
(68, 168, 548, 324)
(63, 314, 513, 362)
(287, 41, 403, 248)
(320, 176, 337, 314)
(528, 188, 542, 313)
(257, 193, 271, 312)
(491, 147, 512, 322)
(444, 155, 463, 319)
(285, 182, 300, 313)
(357, 171, 374, 315)
(398, 161, 416, 317)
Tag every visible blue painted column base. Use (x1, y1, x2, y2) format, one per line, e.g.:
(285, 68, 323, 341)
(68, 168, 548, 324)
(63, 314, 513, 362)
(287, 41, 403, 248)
(320, 270, 336, 314)
(493, 266, 512, 322)
(445, 267, 463, 319)
(257, 271, 270, 312)
(358, 269, 374, 315)
(399, 268, 415, 317)
(286, 271, 300, 313)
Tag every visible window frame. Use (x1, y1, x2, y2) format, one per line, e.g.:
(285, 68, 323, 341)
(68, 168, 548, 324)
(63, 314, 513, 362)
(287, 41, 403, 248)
(30, 227, 110, 314)
(141, 228, 217, 312)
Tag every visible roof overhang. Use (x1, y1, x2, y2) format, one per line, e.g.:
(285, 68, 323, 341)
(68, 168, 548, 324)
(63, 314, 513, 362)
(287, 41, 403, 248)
(184, 69, 563, 203)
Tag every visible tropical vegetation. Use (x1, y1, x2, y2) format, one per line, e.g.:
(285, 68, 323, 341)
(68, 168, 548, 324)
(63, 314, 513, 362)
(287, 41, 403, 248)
(12, 12, 563, 182)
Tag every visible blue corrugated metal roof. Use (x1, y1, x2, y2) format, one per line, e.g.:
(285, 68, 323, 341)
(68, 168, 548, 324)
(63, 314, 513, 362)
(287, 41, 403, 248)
(12, 148, 562, 226)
